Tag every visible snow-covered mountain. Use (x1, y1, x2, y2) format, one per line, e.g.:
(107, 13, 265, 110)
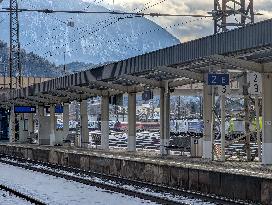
(0, 0, 180, 66)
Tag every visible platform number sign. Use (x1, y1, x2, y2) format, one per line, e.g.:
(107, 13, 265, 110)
(247, 72, 262, 95)
(208, 73, 230, 96)
(208, 73, 230, 86)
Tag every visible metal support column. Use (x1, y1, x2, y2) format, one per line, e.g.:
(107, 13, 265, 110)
(63, 103, 69, 140)
(255, 96, 261, 161)
(18, 113, 27, 142)
(80, 100, 89, 148)
(164, 90, 170, 153)
(101, 95, 110, 150)
(28, 113, 34, 136)
(160, 83, 170, 155)
(37, 105, 44, 145)
(50, 104, 56, 146)
(221, 95, 226, 161)
(203, 83, 213, 159)
(128, 92, 136, 151)
(211, 86, 216, 160)
(262, 73, 272, 164)
(9, 105, 15, 143)
(160, 88, 165, 155)
(244, 95, 251, 161)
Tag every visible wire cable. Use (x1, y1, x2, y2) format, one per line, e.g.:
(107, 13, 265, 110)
(4, 7, 211, 17)
(46, 17, 212, 60)
(42, 0, 169, 56)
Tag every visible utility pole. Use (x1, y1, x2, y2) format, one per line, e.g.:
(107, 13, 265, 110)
(212, 0, 254, 34)
(9, 0, 22, 89)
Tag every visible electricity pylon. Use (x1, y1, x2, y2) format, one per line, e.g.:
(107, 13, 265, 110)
(212, 0, 254, 33)
(9, 0, 22, 89)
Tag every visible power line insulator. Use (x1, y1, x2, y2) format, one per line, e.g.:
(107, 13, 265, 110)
(67, 21, 75, 27)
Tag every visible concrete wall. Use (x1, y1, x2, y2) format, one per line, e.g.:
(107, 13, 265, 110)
(0, 144, 271, 204)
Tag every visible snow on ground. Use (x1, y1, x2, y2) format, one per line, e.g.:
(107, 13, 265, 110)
(0, 163, 157, 205)
(0, 190, 31, 205)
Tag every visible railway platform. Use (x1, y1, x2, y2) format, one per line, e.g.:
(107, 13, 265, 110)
(0, 143, 271, 204)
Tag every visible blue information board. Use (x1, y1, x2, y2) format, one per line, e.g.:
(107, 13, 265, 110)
(45, 105, 63, 114)
(55, 105, 64, 114)
(14, 106, 36, 113)
(208, 73, 230, 86)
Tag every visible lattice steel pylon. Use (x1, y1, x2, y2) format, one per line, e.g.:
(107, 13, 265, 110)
(9, 0, 22, 89)
(212, 0, 254, 34)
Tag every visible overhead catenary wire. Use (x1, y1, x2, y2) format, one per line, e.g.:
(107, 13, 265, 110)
(0, 0, 211, 78)
(42, 0, 176, 56)
(21, 0, 162, 51)
(86, 0, 103, 9)
(4, 0, 212, 66)
(2, 8, 212, 18)
(87, 17, 212, 49)
(23, 0, 170, 57)
(39, 0, 210, 55)
(45, 16, 212, 59)
(10, 0, 206, 50)
(15, 0, 111, 66)
(25, 0, 152, 46)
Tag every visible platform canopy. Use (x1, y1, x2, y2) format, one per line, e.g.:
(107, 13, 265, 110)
(2, 19, 272, 105)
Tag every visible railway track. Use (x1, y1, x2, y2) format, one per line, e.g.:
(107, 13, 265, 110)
(0, 183, 46, 205)
(0, 154, 254, 205)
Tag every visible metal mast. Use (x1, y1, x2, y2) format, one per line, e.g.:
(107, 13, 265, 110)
(213, 0, 254, 34)
(9, 0, 21, 89)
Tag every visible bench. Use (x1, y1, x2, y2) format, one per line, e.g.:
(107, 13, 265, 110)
(164, 145, 190, 155)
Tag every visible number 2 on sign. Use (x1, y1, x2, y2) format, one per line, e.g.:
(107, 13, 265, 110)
(254, 74, 258, 83)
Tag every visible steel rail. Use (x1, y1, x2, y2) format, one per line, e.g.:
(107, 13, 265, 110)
(0, 184, 46, 205)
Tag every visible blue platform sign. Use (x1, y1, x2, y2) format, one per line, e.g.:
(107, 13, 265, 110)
(14, 106, 36, 113)
(45, 105, 63, 114)
(208, 73, 230, 86)
(55, 105, 64, 114)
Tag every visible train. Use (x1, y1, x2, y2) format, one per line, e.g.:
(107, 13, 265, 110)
(114, 119, 205, 136)
(15, 116, 262, 141)
(170, 119, 204, 137)
(113, 121, 160, 132)
(170, 117, 262, 140)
